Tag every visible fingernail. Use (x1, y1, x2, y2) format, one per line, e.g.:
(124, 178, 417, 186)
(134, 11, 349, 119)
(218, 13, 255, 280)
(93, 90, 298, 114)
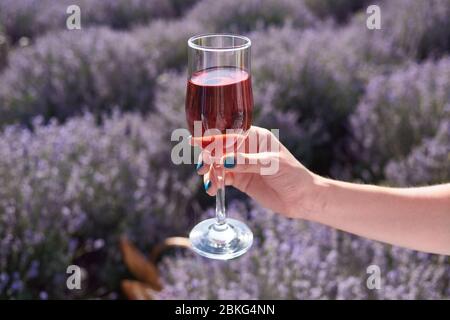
(224, 156, 236, 168)
(204, 180, 211, 191)
(196, 161, 203, 171)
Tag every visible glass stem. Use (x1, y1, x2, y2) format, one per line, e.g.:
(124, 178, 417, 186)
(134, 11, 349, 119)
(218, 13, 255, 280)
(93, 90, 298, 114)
(215, 164, 226, 225)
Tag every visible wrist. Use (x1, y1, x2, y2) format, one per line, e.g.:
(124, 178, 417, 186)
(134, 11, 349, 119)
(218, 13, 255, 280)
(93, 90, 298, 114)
(293, 172, 331, 221)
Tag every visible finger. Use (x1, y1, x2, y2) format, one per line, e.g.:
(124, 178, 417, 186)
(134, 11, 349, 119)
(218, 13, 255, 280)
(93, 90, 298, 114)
(190, 135, 218, 148)
(224, 172, 234, 186)
(221, 152, 278, 174)
(190, 127, 276, 155)
(203, 167, 219, 197)
(190, 133, 245, 152)
(196, 152, 211, 175)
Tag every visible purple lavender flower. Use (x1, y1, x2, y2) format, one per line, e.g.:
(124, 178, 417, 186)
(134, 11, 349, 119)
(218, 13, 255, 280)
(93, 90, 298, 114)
(344, 0, 450, 62)
(0, 111, 198, 299)
(156, 200, 450, 300)
(385, 0, 450, 60)
(385, 118, 450, 186)
(0, 0, 182, 43)
(250, 26, 365, 173)
(349, 57, 450, 182)
(132, 19, 203, 72)
(186, 0, 318, 33)
(0, 27, 8, 70)
(0, 27, 157, 126)
(304, 0, 372, 22)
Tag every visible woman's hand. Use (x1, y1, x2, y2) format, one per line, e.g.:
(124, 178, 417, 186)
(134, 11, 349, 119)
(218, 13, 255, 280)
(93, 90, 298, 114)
(192, 126, 450, 255)
(193, 126, 321, 219)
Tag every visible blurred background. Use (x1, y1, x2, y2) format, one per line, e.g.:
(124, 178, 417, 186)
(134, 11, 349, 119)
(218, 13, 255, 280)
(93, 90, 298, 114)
(0, 0, 449, 299)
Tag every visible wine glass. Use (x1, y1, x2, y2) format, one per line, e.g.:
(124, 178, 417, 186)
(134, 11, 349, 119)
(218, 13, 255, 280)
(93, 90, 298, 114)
(186, 34, 254, 260)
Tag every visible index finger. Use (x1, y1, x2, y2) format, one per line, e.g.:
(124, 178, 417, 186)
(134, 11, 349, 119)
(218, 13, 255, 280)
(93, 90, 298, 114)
(190, 133, 248, 152)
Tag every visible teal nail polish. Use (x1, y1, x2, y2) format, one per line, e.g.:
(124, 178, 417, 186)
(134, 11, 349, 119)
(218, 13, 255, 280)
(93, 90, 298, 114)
(204, 180, 211, 191)
(224, 156, 236, 168)
(196, 161, 203, 171)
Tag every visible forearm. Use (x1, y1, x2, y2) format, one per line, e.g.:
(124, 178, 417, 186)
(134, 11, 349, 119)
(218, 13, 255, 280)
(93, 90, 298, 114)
(304, 175, 450, 255)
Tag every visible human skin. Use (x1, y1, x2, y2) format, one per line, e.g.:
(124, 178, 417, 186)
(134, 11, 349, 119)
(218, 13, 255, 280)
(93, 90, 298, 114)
(193, 126, 450, 256)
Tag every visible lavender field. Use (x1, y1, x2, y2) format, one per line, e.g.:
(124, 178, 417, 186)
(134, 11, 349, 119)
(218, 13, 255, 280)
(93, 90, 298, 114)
(0, 0, 449, 299)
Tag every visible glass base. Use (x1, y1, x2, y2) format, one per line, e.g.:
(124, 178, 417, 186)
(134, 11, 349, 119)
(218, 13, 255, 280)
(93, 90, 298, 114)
(189, 218, 253, 260)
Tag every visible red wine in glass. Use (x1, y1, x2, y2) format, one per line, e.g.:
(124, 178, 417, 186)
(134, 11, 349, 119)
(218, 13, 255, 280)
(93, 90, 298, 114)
(186, 66, 253, 135)
(186, 34, 254, 260)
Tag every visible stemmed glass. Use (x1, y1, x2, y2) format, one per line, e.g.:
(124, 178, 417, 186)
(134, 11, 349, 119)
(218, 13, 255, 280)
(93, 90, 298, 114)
(185, 34, 254, 260)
